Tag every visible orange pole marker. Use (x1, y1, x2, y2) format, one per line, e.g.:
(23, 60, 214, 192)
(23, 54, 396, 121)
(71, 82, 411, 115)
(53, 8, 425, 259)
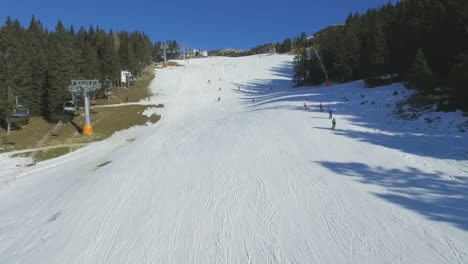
(83, 124, 93, 135)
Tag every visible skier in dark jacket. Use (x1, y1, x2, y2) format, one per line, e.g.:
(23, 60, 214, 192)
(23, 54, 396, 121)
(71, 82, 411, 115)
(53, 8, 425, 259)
(331, 118, 336, 130)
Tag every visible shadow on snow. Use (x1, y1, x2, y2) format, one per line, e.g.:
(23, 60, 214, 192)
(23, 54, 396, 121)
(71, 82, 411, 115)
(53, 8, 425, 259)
(317, 161, 468, 231)
(230, 61, 467, 161)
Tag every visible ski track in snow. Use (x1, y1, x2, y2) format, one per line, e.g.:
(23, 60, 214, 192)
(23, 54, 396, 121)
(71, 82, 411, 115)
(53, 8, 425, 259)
(0, 54, 467, 263)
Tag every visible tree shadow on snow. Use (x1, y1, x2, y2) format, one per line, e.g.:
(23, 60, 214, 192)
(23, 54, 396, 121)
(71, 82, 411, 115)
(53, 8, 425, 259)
(317, 161, 468, 231)
(229, 61, 468, 161)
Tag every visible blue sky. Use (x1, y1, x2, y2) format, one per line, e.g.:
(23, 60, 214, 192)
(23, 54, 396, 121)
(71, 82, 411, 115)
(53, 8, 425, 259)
(0, 0, 398, 50)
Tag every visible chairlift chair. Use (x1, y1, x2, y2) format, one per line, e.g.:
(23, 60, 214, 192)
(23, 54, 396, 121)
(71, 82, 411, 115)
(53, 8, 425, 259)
(63, 101, 77, 112)
(12, 104, 29, 117)
(12, 96, 29, 117)
(103, 80, 112, 88)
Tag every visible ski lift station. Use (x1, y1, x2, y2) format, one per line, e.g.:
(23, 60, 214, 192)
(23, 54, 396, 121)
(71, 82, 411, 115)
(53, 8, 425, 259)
(193, 49, 208, 57)
(120, 70, 133, 85)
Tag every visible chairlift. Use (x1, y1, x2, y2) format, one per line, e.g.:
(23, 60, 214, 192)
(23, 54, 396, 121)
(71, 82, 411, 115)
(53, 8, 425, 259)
(103, 80, 112, 88)
(12, 97, 29, 117)
(12, 105, 29, 117)
(63, 101, 77, 112)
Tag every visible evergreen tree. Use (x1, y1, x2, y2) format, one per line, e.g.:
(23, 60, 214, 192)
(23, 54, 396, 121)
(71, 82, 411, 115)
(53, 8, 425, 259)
(0, 15, 181, 127)
(307, 50, 328, 85)
(0, 18, 32, 123)
(407, 49, 435, 93)
(75, 26, 100, 79)
(359, 16, 388, 77)
(46, 21, 77, 121)
(293, 49, 308, 84)
(27, 16, 48, 115)
(153, 41, 164, 62)
(448, 56, 468, 106)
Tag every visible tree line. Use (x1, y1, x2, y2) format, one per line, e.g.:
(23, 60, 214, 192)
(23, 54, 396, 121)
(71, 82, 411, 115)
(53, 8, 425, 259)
(291, 0, 467, 109)
(0, 17, 179, 131)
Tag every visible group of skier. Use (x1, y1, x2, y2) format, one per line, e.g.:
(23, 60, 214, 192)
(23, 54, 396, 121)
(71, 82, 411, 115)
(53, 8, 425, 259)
(326, 105, 336, 130)
(213, 75, 337, 129)
(305, 102, 336, 130)
(209, 77, 224, 102)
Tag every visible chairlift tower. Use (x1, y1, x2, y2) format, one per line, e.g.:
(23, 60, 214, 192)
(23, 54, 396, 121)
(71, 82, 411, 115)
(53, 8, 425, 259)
(161, 43, 169, 67)
(68, 80, 101, 135)
(181, 43, 188, 60)
(181, 43, 186, 60)
(181, 43, 192, 61)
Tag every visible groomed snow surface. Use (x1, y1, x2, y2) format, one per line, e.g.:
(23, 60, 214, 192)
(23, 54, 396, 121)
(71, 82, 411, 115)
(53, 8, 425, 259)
(1, 54, 467, 263)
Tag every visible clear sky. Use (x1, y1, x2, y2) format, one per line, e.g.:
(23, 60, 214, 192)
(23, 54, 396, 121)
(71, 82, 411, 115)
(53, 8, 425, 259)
(0, 0, 398, 50)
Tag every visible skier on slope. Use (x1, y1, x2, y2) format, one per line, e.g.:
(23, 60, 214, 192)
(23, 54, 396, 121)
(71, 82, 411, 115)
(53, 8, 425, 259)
(331, 118, 336, 130)
(304, 102, 309, 111)
(328, 108, 333, 119)
(319, 103, 323, 112)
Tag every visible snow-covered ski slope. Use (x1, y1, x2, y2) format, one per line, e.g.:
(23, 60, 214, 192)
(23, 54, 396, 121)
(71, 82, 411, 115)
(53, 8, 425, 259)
(1, 54, 467, 263)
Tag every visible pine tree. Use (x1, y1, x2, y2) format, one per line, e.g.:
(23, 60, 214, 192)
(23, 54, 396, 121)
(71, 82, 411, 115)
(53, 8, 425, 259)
(283, 38, 292, 52)
(360, 16, 388, 77)
(46, 21, 76, 121)
(106, 30, 121, 82)
(293, 49, 308, 84)
(153, 41, 165, 62)
(27, 16, 48, 115)
(407, 49, 435, 93)
(75, 26, 99, 79)
(448, 56, 468, 106)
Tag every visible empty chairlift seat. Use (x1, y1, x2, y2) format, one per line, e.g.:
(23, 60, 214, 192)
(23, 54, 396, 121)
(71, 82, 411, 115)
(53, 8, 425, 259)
(63, 101, 77, 112)
(12, 105, 29, 117)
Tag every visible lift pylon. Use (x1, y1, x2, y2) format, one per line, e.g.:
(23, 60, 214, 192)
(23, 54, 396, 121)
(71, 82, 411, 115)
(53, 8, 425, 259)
(68, 80, 101, 135)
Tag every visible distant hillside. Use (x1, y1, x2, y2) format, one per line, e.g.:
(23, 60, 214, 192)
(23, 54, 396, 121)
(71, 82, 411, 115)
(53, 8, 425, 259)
(208, 49, 246, 57)
(209, 43, 278, 57)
